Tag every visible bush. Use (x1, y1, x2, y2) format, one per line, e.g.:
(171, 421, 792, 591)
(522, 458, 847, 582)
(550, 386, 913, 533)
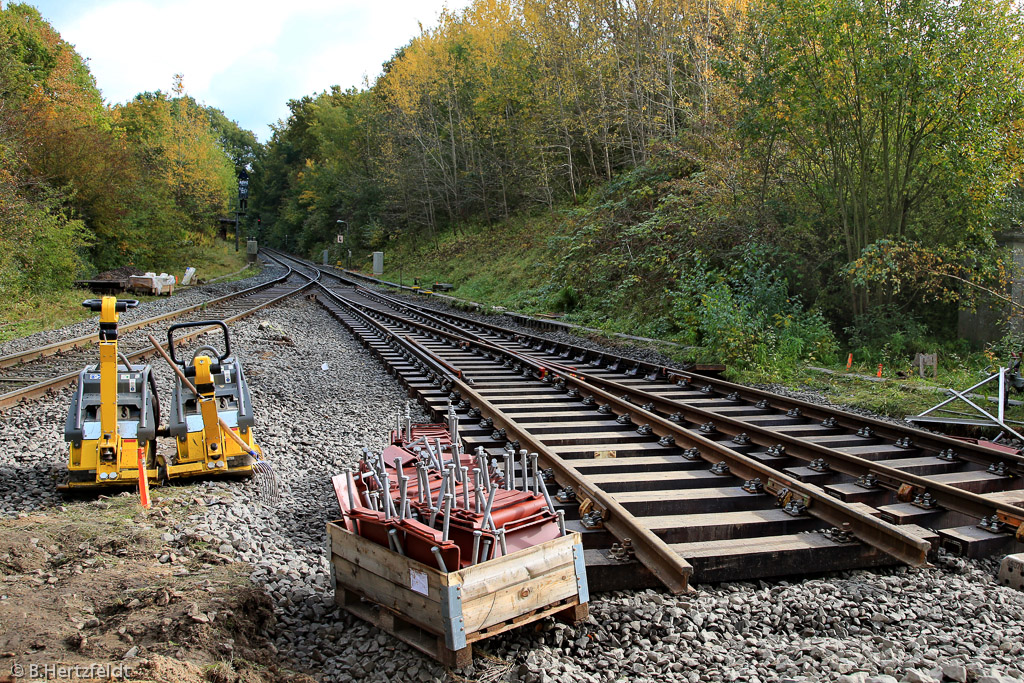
(669, 246, 837, 375)
(844, 305, 932, 367)
(0, 183, 90, 293)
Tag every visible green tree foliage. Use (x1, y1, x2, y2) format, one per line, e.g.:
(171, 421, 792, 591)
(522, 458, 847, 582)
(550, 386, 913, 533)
(204, 104, 261, 173)
(0, 5, 250, 294)
(742, 0, 1024, 314)
(253, 0, 750, 248)
(253, 0, 1024, 365)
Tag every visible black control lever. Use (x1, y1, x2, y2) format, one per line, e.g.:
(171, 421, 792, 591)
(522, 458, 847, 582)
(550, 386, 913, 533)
(82, 298, 139, 313)
(167, 320, 231, 366)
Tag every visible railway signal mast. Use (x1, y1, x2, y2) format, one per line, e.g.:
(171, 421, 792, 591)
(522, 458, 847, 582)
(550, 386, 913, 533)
(235, 170, 249, 252)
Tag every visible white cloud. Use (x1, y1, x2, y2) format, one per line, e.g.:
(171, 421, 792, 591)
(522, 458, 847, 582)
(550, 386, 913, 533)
(47, 0, 472, 139)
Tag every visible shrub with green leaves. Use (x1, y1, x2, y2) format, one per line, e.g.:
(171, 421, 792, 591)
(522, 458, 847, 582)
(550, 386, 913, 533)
(670, 247, 837, 375)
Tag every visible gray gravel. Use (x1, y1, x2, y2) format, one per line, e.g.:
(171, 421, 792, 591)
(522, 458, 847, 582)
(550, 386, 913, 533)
(2, 296, 1023, 683)
(0, 260, 286, 357)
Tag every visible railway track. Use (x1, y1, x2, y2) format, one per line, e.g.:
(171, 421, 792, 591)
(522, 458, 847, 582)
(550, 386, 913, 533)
(7, 245, 1021, 592)
(0, 254, 318, 408)
(261, 250, 1024, 593)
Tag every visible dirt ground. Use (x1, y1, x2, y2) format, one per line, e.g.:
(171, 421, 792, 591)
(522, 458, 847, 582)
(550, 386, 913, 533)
(0, 493, 315, 683)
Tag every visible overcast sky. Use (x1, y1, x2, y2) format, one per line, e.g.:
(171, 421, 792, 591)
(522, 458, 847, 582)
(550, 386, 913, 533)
(27, 0, 472, 141)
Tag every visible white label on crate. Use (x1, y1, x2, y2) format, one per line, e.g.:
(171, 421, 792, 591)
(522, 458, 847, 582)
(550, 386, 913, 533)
(410, 568, 429, 596)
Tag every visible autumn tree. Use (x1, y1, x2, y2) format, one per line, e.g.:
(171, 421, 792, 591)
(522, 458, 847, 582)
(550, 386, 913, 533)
(743, 0, 1024, 313)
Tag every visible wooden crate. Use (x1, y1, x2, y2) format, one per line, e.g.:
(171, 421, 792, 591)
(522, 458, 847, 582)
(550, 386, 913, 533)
(327, 521, 590, 667)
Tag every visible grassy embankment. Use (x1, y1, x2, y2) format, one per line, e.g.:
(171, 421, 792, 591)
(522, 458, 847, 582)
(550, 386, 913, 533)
(1, 239, 257, 344)
(350, 220, 1016, 425)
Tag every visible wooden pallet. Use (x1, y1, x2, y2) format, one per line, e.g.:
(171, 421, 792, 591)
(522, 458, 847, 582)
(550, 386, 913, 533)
(328, 521, 589, 667)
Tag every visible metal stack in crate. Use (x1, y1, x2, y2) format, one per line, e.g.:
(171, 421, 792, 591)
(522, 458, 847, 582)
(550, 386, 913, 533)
(327, 403, 590, 666)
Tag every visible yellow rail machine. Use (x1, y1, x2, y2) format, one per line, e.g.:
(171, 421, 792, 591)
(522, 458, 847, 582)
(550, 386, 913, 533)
(164, 320, 260, 479)
(62, 297, 159, 490)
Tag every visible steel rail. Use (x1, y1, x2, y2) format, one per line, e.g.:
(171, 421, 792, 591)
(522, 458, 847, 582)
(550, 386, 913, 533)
(312, 282, 696, 594)
(339, 277, 1024, 477)
(0, 256, 293, 370)
(335, 286, 1023, 544)
(531, 357, 1024, 538)
(330, 291, 931, 568)
(0, 262, 318, 408)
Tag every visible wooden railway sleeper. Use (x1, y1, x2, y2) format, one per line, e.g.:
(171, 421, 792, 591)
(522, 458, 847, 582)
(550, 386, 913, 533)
(321, 281, 934, 576)
(396, 329, 934, 569)
(315, 285, 696, 593)
(359, 288, 1024, 478)
(517, 356, 1024, 547)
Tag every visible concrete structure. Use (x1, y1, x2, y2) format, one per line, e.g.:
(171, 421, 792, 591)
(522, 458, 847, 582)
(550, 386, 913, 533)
(957, 230, 1024, 345)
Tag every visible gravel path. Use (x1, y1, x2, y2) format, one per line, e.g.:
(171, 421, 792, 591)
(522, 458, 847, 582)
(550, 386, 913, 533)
(0, 261, 286, 357)
(1, 295, 1022, 683)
